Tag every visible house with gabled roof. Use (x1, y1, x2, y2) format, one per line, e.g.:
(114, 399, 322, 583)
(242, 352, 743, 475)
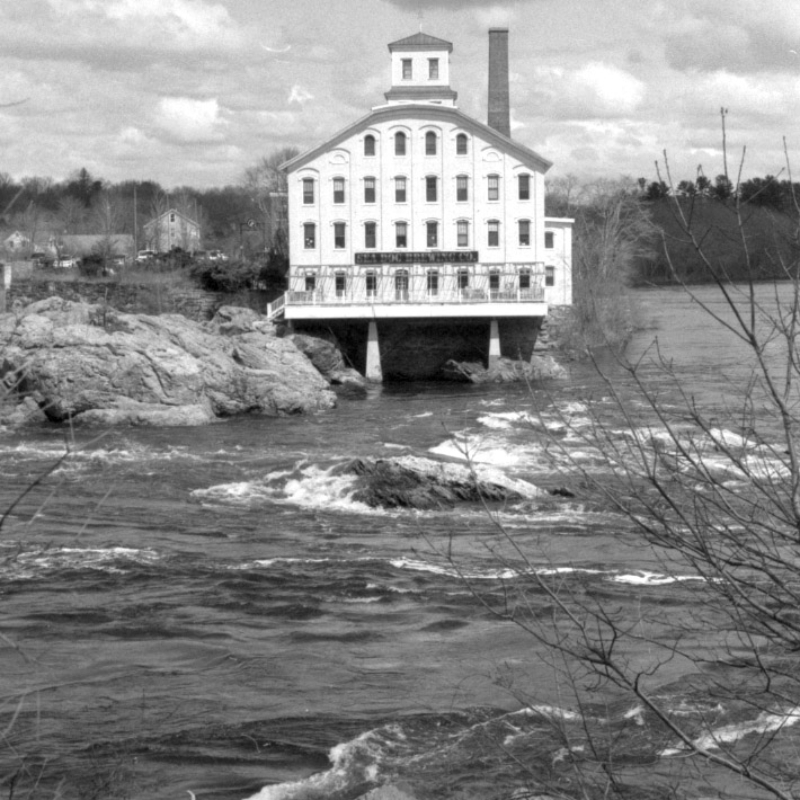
(274, 29, 573, 381)
(143, 208, 201, 253)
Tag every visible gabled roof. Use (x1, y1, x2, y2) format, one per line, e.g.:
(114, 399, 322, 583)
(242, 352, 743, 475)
(388, 32, 453, 52)
(143, 208, 199, 229)
(281, 104, 553, 174)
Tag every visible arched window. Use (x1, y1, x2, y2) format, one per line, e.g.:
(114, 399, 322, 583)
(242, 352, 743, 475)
(456, 133, 468, 155)
(518, 173, 530, 200)
(302, 178, 315, 204)
(395, 132, 407, 156)
(364, 135, 376, 157)
(425, 131, 437, 156)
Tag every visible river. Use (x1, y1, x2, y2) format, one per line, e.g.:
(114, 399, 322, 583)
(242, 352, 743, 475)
(0, 283, 795, 800)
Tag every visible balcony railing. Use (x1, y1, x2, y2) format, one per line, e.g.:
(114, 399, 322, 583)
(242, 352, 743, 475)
(286, 285, 544, 306)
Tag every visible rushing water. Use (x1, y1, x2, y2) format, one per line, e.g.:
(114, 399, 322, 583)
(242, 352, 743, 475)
(0, 283, 796, 800)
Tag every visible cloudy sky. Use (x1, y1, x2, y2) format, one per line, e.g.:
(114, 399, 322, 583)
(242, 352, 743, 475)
(1, 0, 798, 189)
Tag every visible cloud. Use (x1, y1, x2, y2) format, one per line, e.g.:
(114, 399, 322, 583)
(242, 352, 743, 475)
(154, 97, 228, 143)
(288, 85, 314, 106)
(527, 62, 645, 120)
(663, 0, 800, 72)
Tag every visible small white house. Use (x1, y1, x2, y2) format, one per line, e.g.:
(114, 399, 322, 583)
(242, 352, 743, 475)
(143, 209, 201, 253)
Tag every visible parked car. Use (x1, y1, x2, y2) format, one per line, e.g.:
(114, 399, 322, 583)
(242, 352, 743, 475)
(136, 249, 156, 263)
(53, 255, 80, 269)
(208, 250, 228, 262)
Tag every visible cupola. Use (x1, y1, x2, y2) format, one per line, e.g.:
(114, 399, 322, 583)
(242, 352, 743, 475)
(384, 32, 458, 106)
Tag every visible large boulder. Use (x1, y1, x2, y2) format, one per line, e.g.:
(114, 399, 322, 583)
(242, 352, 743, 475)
(0, 298, 337, 425)
(345, 455, 545, 509)
(291, 332, 367, 396)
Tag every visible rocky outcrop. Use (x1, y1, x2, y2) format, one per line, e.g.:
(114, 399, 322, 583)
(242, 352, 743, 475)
(0, 298, 337, 426)
(290, 332, 367, 396)
(441, 355, 566, 383)
(345, 455, 545, 509)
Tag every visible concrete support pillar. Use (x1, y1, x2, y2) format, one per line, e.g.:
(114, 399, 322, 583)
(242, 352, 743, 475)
(488, 318, 501, 367)
(365, 320, 383, 382)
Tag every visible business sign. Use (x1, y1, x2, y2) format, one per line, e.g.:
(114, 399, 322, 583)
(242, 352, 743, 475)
(355, 251, 479, 265)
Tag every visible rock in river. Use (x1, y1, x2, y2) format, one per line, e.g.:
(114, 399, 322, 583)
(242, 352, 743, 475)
(0, 298, 337, 425)
(345, 455, 545, 509)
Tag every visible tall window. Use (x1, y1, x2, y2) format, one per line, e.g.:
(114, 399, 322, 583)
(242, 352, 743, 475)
(402, 59, 412, 80)
(518, 220, 530, 246)
(395, 132, 407, 156)
(395, 222, 407, 248)
(488, 174, 499, 201)
(488, 220, 500, 247)
(425, 131, 437, 156)
(366, 271, 378, 297)
(395, 269, 409, 300)
(545, 266, 555, 286)
(334, 222, 346, 249)
(456, 133, 468, 155)
(302, 178, 314, 204)
(333, 177, 345, 204)
(364, 177, 376, 204)
(457, 220, 469, 248)
(457, 268, 470, 291)
(427, 269, 439, 296)
(303, 222, 316, 249)
(365, 221, 376, 249)
(456, 175, 468, 202)
(395, 177, 407, 203)
(489, 271, 500, 294)
(518, 174, 530, 200)
(364, 135, 376, 156)
(519, 268, 531, 291)
(426, 221, 438, 248)
(335, 272, 346, 298)
(428, 58, 439, 79)
(545, 231, 555, 249)
(305, 274, 316, 292)
(426, 176, 438, 202)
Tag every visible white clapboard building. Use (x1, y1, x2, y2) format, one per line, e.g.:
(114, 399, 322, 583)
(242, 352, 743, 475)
(274, 29, 573, 381)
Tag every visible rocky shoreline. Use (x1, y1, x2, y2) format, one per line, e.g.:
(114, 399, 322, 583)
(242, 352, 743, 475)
(0, 298, 566, 428)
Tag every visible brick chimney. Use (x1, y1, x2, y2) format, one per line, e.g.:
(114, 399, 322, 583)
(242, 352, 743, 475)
(487, 28, 510, 137)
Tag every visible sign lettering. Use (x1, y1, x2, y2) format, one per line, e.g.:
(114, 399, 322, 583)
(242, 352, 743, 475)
(355, 251, 479, 265)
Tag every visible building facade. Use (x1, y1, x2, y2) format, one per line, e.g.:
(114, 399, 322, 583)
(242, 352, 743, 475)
(277, 30, 572, 380)
(143, 209, 201, 253)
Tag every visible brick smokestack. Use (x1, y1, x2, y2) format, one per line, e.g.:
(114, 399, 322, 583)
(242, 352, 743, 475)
(488, 28, 510, 137)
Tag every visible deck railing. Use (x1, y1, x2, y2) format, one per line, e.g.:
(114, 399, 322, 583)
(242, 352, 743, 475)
(285, 286, 545, 306)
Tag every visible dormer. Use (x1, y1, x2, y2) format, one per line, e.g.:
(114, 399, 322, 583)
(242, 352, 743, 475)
(384, 32, 458, 106)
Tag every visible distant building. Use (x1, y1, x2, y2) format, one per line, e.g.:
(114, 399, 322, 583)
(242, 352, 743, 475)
(3, 231, 32, 252)
(274, 29, 573, 381)
(143, 209, 201, 253)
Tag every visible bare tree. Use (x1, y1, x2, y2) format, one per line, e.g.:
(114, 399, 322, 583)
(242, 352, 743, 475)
(437, 147, 800, 800)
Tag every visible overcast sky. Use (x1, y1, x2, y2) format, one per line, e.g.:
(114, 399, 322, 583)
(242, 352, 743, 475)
(1, 0, 797, 189)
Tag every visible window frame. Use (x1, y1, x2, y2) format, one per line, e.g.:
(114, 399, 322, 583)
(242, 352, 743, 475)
(364, 177, 376, 204)
(518, 219, 531, 247)
(518, 173, 531, 201)
(488, 220, 500, 248)
(401, 58, 412, 80)
(333, 221, 346, 250)
(488, 174, 500, 202)
(456, 220, 469, 248)
(426, 269, 439, 296)
(395, 221, 408, 248)
(428, 58, 439, 80)
(456, 175, 468, 202)
(425, 175, 438, 203)
(333, 177, 345, 205)
(545, 231, 555, 249)
(335, 271, 347, 298)
(395, 131, 407, 156)
(426, 221, 438, 248)
(395, 176, 407, 203)
(545, 266, 555, 287)
(425, 131, 437, 156)
(364, 221, 377, 249)
(364, 134, 376, 157)
(302, 178, 314, 205)
(456, 133, 468, 156)
(303, 222, 316, 249)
